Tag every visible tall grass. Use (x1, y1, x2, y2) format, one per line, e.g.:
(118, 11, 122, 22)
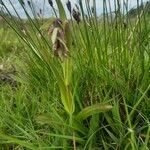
(0, 0, 150, 149)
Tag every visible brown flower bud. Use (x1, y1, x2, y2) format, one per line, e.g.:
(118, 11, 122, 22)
(50, 19, 69, 60)
(72, 8, 81, 24)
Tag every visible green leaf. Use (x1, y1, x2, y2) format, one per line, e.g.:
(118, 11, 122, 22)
(0, 132, 38, 150)
(76, 104, 113, 120)
(55, 0, 67, 20)
(49, 63, 74, 115)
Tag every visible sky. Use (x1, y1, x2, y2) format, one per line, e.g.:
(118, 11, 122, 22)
(0, 0, 149, 18)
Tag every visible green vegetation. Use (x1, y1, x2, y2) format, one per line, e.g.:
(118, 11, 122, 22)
(0, 0, 150, 149)
(127, 1, 150, 17)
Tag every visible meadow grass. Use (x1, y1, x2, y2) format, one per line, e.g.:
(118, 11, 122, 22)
(0, 0, 150, 149)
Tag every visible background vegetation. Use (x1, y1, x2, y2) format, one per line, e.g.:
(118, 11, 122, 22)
(0, 0, 150, 149)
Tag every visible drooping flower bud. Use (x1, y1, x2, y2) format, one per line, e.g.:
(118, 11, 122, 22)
(27, 0, 31, 8)
(72, 8, 81, 24)
(48, 0, 53, 7)
(91, 6, 94, 13)
(49, 19, 69, 60)
(39, 9, 42, 15)
(66, 0, 71, 14)
(0, 0, 4, 6)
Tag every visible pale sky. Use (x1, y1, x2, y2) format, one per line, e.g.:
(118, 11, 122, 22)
(1, 0, 149, 18)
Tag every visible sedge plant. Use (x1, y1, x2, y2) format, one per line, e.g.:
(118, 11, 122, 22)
(0, 0, 150, 149)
